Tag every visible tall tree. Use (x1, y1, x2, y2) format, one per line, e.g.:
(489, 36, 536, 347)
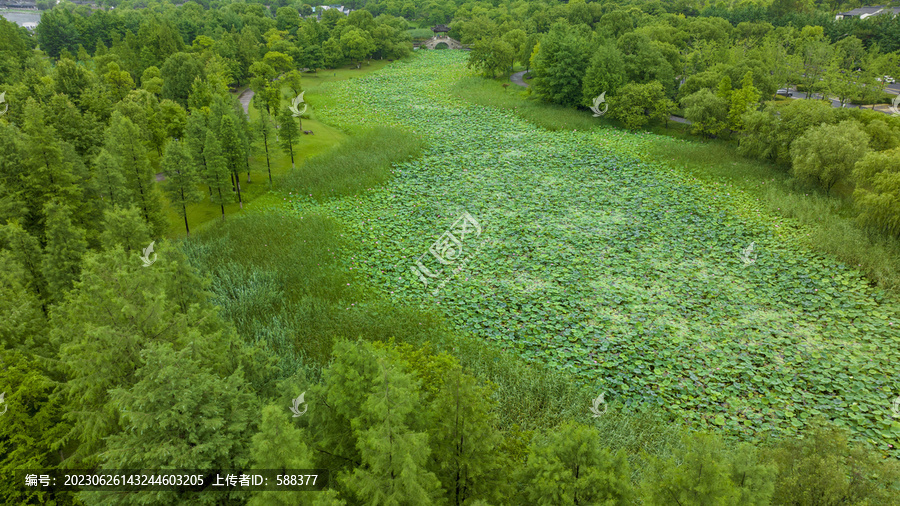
(249, 61, 280, 115)
(52, 57, 94, 104)
(516, 421, 634, 505)
(611, 81, 671, 130)
(0, 221, 47, 308)
(640, 433, 774, 505)
(822, 57, 857, 108)
(0, 350, 73, 505)
(248, 404, 346, 506)
(98, 205, 151, 253)
(160, 52, 204, 108)
(254, 106, 276, 186)
(532, 22, 591, 107)
(94, 341, 257, 506)
(340, 345, 443, 505)
(277, 106, 302, 170)
(681, 88, 730, 138)
(184, 109, 210, 194)
(427, 366, 508, 505)
(103, 61, 135, 103)
(20, 98, 81, 234)
(140, 65, 164, 96)
(160, 139, 203, 236)
(467, 37, 515, 78)
(796, 26, 832, 100)
(50, 242, 245, 468)
(104, 111, 167, 237)
(728, 71, 762, 132)
(582, 42, 627, 109)
(220, 115, 245, 209)
(40, 200, 87, 303)
(203, 131, 234, 220)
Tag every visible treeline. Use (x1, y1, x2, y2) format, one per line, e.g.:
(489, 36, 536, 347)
(27, 0, 411, 76)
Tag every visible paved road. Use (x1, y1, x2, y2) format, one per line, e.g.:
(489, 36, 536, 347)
(510, 70, 530, 88)
(776, 87, 899, 115)
(238, 88, 255, 115)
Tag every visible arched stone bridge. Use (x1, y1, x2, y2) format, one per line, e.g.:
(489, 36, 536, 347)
(419, 35, 467, 50)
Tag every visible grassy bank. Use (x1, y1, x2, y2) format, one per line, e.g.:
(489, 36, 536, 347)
(451, 75, 605, 131)
(640, 137, 900, 291)
(279, 126, 426, 200)
(162, 60, 396, 239)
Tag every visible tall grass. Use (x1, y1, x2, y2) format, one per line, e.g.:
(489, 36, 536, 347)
(451, 75, 605, 131)
(182, 214, 686, 469)
(763, 186, 900, 289)
(279, 126, 426, 200)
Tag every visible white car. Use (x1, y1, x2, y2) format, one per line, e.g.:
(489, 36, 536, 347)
(886, 76, 896, 84)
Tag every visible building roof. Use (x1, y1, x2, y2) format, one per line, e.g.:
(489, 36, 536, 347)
(432, 24, 450, 32)
(837, 5, 900, 18)
(312, 4, 351, 14)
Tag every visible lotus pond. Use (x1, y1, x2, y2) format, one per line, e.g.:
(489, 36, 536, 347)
(285, 51, 900, 451)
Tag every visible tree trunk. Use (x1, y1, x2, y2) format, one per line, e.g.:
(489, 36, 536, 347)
(234, 173, 243, 209)
(264, 137, 272, 185)
(182, 204, 190, 236)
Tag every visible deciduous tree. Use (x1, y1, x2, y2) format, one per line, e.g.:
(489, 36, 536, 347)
(790, 119, 870, 194)
(728, 71, 762, 132)
(640, 433, 774, 505)
(254, 106, 276, 186)
(104, 111, 167, 237)
(160, 139, 203, 236)
(681, 88, 729, 138)
(277, 106, 302, 170)
(582, 42, 626, 109)
(853, 147, 900, 237)
(203, 131, 234, 220)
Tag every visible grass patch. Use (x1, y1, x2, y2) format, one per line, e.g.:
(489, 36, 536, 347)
(278, 126, 426, 200)
(161, 60, 397, 238)
(451, 75, 605, 131)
